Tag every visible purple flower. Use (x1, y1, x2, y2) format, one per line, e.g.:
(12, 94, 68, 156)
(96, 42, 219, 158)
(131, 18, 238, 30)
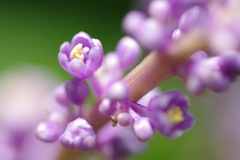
(115, 36, 141, 70)
(59, 118, 96, 152)
(128, 107, 155, 141)
(117, 112, 133, 127)
(132, 117, 155, 141)
(122, 11, 163, 51)
(93, 52, 124, 91)
(36, 121, 64, 142)
(36, 104, 69, 142)
(58, 31, 104, 80)
(98, 98, 117, 117)
(97, 122, 145, 160)
(178, 50, 240, 95)
(148, 0, 171, 22)
(179, 5, 203, 33)
(148, 90, 194, 138)
(98, 81, 129, 117)
(65, 79, 89, 106)
(106, 81, 129, 102)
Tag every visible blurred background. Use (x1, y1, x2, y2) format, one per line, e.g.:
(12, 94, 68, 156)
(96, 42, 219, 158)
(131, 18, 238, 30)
(0, 0, 237, 160)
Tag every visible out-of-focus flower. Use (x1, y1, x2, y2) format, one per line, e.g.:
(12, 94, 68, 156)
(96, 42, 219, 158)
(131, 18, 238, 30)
(123, 0, 208, 52)
(36, 78, 92, 148)
(0, 65, 61, 160)
(122, 10, 163, 51)
(97, 122, 145, 160)
(178, 50, 240, 95)
(58, 31, 104, 80)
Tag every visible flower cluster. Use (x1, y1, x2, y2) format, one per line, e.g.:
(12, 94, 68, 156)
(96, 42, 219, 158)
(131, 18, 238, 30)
(35, 0, 240, 160)
(36, 30, 194, 160)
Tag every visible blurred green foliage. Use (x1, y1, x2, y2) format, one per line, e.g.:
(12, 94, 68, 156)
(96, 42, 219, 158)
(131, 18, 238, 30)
(0, 0, 214, 160)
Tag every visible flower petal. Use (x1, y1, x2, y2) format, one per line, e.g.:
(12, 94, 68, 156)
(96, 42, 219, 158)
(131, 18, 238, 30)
(71, 32, 94, 49)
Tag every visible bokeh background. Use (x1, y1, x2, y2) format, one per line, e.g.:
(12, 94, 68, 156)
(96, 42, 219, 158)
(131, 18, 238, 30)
(0, 0, 235, 160)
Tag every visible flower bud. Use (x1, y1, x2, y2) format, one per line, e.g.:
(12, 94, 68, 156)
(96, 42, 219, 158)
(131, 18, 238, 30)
(65, 79, 89, 106)
(59, 118, 96, 152)
(107, 81, 129, 102)
(133, 117, 154, 141)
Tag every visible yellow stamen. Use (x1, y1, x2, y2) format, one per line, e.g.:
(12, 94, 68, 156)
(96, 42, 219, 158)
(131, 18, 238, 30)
(167, 107, 184, 124)
(70, 43, 85, 60)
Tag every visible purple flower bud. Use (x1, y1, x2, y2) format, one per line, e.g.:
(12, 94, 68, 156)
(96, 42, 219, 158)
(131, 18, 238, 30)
(133, 117, 155, 141)
(128, 107, 154, 141)
(94, 52, 123, 90)
(135, 17, 164, 51)
(117, 113, 132, 126)
(201, 57, 230, 92)
(148, 0, 171, 22)
(36, 121, 64, 142)
(98, 98, 117, 117)
(36, 111, 66, 142)
(59, 118, 96, 152)
(187, 57, 230, 94)
(179, 6, 202, 33)
(54, 85, 71, 107)
(116, 36, 141, 70)
(58, 32, 104, 80)
(122, 11, 146, 38)
(106, 81, 129, 102)
(123, 11, 164, 51)
(178, 51, 234, 95)
(148, 90, 194, 138)
(65, 79, 89, 106)
(168, 0, 207, 20)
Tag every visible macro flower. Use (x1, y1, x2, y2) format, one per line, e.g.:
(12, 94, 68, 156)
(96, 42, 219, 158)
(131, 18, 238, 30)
(148, 90, 194, 138)
(35, 1, 240, 159)
(58, 31, 104, 80)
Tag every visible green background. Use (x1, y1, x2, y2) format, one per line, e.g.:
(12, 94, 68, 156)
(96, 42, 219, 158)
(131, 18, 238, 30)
(0, 0, 214, 160)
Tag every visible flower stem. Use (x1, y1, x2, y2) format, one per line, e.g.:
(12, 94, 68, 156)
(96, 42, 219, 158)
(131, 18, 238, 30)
(123, 29, 207, 102)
